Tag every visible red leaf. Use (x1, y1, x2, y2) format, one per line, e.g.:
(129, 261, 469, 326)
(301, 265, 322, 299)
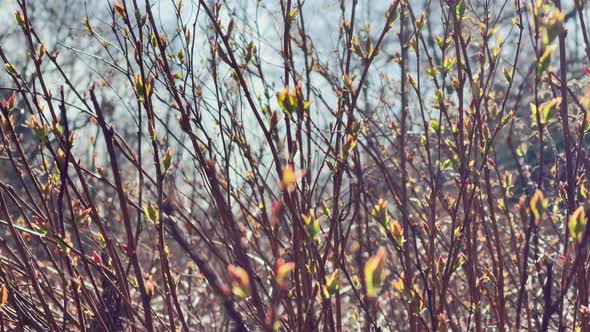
(92, 251, 103, 266)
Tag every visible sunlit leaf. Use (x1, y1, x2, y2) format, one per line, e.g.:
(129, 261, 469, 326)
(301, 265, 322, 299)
(0, 286, 7, 305)
(569, 206, 587, 244)
(364, 247, 386, 299)
(530, 190, 547, 221)
(228, 264, 251, 298)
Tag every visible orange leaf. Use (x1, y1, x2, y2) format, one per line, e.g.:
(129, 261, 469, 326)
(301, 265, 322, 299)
(114, 1, 126, 18)
(0, 285, 8, 305)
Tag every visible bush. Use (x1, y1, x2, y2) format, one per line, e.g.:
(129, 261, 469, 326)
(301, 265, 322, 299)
(0, 0, 589, 330)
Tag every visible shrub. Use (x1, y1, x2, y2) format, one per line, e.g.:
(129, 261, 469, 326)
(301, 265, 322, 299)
(0, 0, 589, 330)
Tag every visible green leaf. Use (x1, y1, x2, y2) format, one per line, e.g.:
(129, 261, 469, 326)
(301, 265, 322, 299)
(14, 11, 25, 28)
(530, 103, 539, 123)
(529, 190, 547, 221)
(545, 9, 565, 43)
(430, 119, 441, 133)
(323, 270, 340, 298)
(277, 87, 291, 114)
(371, 199, 390, 226)
(437, 159, 452, 171)
(302, 209, 320, 239)
(162, 148, 173, 175)
(455, 0, 465, 21)
(4, 63, 17, 76)
(144, 202, 159, 224)
(350, 36, 365, 58)
(442, 57, 456, 73)
(502, 66, 512, 83)
(426, 66, 439, 80)
(537, 45, 556, 76)
(56, 239, 70, 254)
(82, 17, 93, 33)
(569, 206, 587, 243)
(541, 97, 561, 124)
(320, 201, 332, 219)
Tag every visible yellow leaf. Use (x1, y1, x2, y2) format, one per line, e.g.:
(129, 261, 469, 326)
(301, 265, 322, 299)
(390, 220, 404, 247)
(323, 269, 339, 298)
(530, 190, 547, 221)
(114, 0, 127, 18)
(569, 206, 587, 244)
(0, 285, 8, 305)
(364, 247, 386, 299)
(275, 259, 295, 288)
(280, 165, 304, 193)
(371, 198, 390, 226)
(228, 264, 251, 298)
